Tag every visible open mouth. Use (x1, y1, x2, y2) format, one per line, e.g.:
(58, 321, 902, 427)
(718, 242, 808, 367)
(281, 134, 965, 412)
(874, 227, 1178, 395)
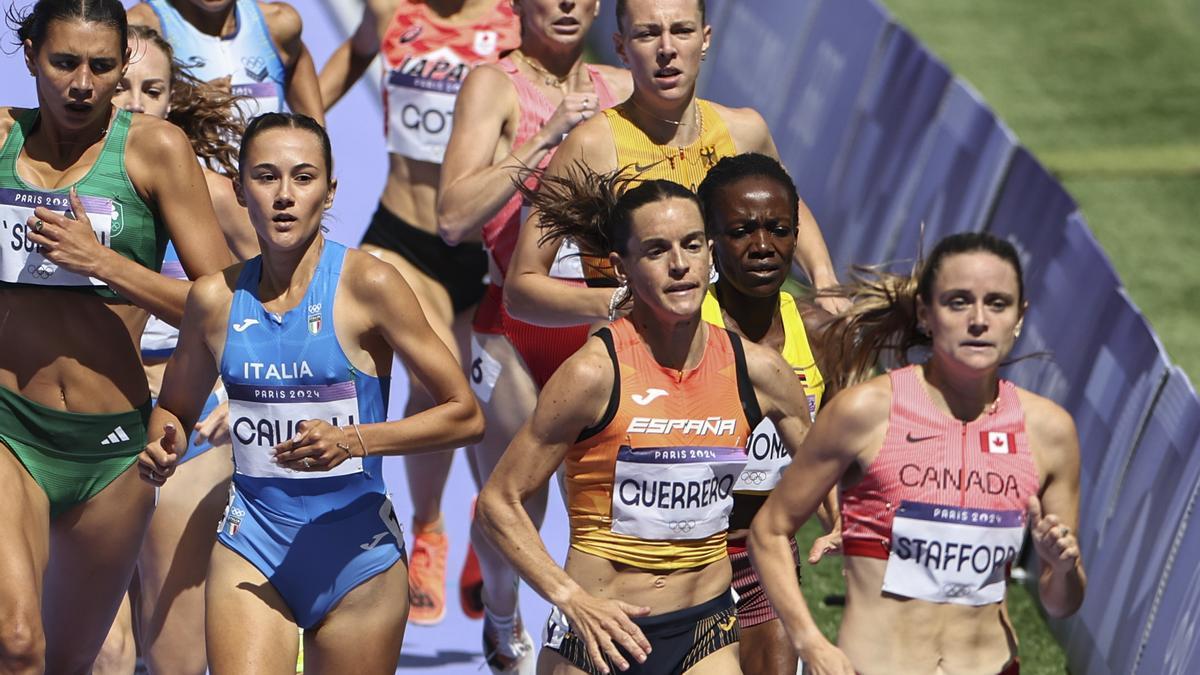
(665, 281, 699, 294)
(64, 102, 92, 114)
(272, 213, 298, 224)
(654, 66, 683, 80)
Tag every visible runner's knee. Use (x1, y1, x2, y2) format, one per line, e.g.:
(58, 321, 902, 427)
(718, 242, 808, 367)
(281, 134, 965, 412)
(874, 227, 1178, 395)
(0, 609, 45, 673)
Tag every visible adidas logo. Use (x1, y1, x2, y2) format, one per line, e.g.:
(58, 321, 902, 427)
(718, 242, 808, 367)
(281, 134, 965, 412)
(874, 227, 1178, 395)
(100, 426, 131, 446)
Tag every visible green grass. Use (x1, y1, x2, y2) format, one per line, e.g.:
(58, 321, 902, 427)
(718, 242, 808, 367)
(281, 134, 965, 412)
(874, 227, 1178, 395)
(880, 0, 1200, 381)
(795, 520, 1067, 674)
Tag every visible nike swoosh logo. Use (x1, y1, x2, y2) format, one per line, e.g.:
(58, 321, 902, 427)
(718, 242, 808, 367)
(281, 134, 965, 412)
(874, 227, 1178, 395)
(360, 532, 388, 551)
(633, 160, 661, 173)
(906, 432, 939, 443)
(233, 318, 260, 333)
(632, 388, 668, 406)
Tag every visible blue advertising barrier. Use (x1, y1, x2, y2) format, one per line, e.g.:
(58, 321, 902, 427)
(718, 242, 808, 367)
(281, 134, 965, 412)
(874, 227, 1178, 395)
(1066, 368, 1200, 675)
(1073, 288, 1171, 559)
(701, 0, 822, 132)
(821, 27, 951, 272)
(775, 0, 891, 233)
(881, 78, 1016, 264)
(1135, 468, 1200, 674)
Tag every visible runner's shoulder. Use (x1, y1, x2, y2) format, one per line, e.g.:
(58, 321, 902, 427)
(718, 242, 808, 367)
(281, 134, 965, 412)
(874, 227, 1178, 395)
(824, 374, 892, 432)
(189, 263, 243, 316)
(0, 107, 22, 145)
(258, 1, 302, 43)
(1016, 387, 1078, 450)
(707, 101, 773, 153)
(590, 64, 633, 100)
(125, 3, 160, 30)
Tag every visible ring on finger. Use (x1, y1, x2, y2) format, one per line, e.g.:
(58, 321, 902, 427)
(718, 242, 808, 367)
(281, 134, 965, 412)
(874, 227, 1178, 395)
(33, 219, 44, 233)
(303, 457, 313, 468)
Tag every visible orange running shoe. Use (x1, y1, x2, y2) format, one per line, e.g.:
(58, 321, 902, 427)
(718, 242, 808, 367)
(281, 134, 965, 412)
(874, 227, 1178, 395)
(460, 542, 485, 620)
(408, 526, 449, 625)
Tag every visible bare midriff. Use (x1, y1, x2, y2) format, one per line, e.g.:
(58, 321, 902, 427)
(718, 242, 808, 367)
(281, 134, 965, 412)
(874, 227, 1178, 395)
(562, 547, 731, 616)
(380, 154, 482, 244)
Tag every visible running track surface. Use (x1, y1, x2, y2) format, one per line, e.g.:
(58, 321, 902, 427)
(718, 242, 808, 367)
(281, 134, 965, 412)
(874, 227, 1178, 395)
(0, 0, 572, 670)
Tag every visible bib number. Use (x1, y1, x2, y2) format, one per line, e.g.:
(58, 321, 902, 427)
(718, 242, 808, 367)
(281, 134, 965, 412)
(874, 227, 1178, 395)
(735, 417, 790, 493)
(0, 188, 114, 286)
(386, 68, 461, 163)
(227, 381, 364, 479)
(882, 501, 1025, 606)
(611, 445, 745, 541)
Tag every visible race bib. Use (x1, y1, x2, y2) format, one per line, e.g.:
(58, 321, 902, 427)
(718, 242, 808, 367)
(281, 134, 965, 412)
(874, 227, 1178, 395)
(231, 81, 283, 121)
(0, 187, 114, 287)
(468, 334, 502, 403)
(385, 48, 469, 163)
(611, 445, 745, 540)
(735, 417, 790, 493)
(882, 501, 1025, 606)
(227, 381, 364, 479)
(548, 238, 584, 280)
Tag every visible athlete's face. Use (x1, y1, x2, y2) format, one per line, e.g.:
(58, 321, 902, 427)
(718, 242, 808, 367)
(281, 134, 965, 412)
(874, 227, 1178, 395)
(710, 175, 796, 298)
(236, 128, 337, 252)
(614, 0, 710, 102)
(113, 37, 172, 119)
(613, 197, 711, 319)
(918, 251, 1025, 374)
(25, 19, 129, 133)
(515, 0, 601, 49)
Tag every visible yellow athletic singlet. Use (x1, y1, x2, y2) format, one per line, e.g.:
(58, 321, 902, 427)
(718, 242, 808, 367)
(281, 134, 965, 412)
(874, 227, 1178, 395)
(604, 99, 738, 191)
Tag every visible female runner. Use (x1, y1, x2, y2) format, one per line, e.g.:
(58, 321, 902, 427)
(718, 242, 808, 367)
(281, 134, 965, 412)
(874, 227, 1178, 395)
(0, 0, 230, 670)
(750, 232, 1087, 674)
(102, 24, 257, 674)
(138, 112, 484, 671)
(697, 152, 838, 674)
(319, 0, 520, 622)
(478, 169, 814, 675)
(436, 0, 628, 665)
(126, 0, 323, 123)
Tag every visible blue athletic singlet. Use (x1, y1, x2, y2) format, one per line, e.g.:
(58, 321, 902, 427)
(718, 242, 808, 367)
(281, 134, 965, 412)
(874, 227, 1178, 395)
(215, 239, 404, 628)
(148, 0, 286, 120)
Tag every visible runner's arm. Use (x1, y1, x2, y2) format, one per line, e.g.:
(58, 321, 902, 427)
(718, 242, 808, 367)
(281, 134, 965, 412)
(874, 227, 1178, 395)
(318, 0, 384, 110)
(478, 343, 652, 671)
(267, 3, 325, 125)
(340, 252, 485, 455)
(504, 122, 620, 326)
(1026, 397, 1086, 617)
(749, 380, 882, 669)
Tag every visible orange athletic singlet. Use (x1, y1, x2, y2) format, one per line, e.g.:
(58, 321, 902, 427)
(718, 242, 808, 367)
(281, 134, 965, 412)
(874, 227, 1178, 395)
(566, 319, 758, 570)
(603, 99, 739, 191)
(841, 365, 1040, 606)
(380, 0, 520, 163)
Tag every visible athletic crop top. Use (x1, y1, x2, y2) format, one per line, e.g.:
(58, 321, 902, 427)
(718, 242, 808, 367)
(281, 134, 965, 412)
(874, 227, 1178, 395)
(0, 109, 166, 299)
(480, 58, 618, 281)
(220, 240, 389, 513)
(841, 365, 1040, 605)
(701, 289, 823, 494)
(566, 319, 758, 570)
(148, 0, 286, 120)
(604, 99, 738, 191)
(380, 0, 519, 164)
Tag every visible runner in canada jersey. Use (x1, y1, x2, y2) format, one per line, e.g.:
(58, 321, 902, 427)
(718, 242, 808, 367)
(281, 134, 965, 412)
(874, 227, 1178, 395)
(749, 232, 1087, 675)
(381, 1, 520, 163)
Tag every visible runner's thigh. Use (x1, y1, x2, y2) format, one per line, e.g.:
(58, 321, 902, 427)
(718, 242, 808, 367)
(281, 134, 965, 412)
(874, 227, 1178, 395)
(305, 557, 409, 674)
(0, 445, 50, 670)
(205, 543, 299, 675)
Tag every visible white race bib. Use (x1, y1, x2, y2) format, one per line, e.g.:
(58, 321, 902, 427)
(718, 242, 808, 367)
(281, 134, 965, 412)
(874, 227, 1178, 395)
(882, 501, 1025, 606)
(468, 334, 502, 403)
(611, 445, 746, 540)
(231, 81, 283, 121)
(549, 238, 584, 280)
(735, 417, 791, 493)
(227, 381, 364, 479)
(385, 48, 469, 163)
(0, 187, 114, 287)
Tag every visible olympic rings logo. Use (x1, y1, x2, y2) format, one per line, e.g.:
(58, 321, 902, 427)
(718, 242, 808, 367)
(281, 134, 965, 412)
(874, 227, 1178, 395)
(26, 264, 54, 279)
(739, 470, 770, 485)
(230, 507, 246, 520)
(668, 520, 697, 534)
(941, 582, 974, 599)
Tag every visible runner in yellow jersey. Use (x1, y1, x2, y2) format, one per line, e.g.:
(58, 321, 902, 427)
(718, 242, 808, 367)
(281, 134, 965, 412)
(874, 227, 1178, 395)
(504, 0, 847, 330)
(697, 153, 839, 674)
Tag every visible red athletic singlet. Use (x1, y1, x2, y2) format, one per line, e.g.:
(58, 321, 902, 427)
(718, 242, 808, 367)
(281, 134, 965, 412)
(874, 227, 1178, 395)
(380, 0, 520, 163)
(841, 365, 1040, 605)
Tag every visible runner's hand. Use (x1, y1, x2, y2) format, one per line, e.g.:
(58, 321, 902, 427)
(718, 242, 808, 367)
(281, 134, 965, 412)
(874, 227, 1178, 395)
(808, 531, 843, 564)
(1028, 496, 1080, 573)
(542, 92, 599, 147)
(26, 187, 109, 277)
(138, 423, 181, 486)
(273, 419, 356, 472)
(193, 400, 231, 447)
(814, 294, 850, 315)
(799, 637, 856, 675)
(560, 588, 651, 674)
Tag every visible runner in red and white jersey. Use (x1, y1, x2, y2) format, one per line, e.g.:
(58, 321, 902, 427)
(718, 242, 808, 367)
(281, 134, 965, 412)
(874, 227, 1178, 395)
(436, 1, 629, 670)
(749, 232, 1087, 675)
(319, 0, 519, 626)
